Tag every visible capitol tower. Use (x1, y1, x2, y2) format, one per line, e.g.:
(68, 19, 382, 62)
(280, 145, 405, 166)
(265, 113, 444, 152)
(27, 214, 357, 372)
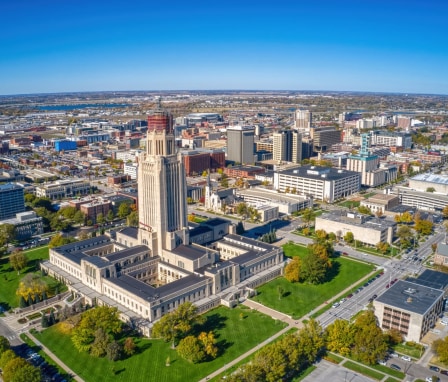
(138, 103, 189, 255)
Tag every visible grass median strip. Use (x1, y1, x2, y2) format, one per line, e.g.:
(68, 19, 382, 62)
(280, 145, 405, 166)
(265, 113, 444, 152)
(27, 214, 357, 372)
(342, 360, 385, 381)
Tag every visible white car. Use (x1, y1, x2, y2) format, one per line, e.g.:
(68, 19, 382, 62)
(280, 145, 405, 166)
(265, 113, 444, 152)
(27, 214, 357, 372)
(390, 353, 399, 358)
(332, 302, 340, 308)
(401, 355, 411, 362)
(440, 320, 448, 326)
(378, 360, 387, 366)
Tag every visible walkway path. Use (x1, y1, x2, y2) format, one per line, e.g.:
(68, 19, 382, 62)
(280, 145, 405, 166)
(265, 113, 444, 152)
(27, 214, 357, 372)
(27, 331, 85, 382)
(198, 325, 291, 382)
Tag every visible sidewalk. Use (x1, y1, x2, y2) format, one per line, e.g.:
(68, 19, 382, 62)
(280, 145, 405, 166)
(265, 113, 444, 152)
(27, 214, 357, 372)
(27, 331, 85, 382)
(199, 325, 292, 382)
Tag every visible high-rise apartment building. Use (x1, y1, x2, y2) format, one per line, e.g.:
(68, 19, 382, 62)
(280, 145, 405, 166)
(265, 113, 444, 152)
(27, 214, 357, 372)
(226, 126, 255, 165)
(294, 110, 312, 130)
(138, 107, 189, 255)
(0, 183, 25, 220)
(272, 130, 302, 164)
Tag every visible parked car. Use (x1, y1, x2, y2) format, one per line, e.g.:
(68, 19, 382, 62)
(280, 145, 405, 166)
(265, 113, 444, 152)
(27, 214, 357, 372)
(390, 364, 401, 371)
(429, 366, 440, 372)
(440, 370, 448, 375)
(390, 353, 399, 358)
(426, 377, 439, 382)
(378, 360, 387, 366)
(401, 355, 411, 362)
(332, 302, 340, 308)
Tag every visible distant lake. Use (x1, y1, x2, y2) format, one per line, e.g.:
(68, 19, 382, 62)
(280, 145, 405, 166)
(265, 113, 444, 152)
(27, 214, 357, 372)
(38, 103, 130, 111)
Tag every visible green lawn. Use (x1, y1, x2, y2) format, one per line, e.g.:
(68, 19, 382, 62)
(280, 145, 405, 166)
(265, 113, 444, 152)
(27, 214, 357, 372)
(20, 333, 73, 381)
(338, 200, 360, 208)
(0, 246, 51, 309)
(342, 360, 384, 381)
(33, 305, 287, 382)
(251, 243, 374, 318)
(393, 342, 425, 359)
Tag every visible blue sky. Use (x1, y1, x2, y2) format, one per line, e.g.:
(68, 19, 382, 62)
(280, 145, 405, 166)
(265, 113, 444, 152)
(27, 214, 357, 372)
(1, 0, 447, 95)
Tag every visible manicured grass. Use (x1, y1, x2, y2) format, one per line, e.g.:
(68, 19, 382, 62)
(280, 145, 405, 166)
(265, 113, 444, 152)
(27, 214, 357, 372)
(394, 342, 424, 359)
(342, 360, 384, 381)
(325, 352, 343, 364)
(33, 305, 287, 382)
(384, 377, 401, 382)
(252, 244, 374, 319)
(282, 243, 310, 258)
(20, 332, 73, 381)
(338, 200, 360, 208)
(0, 246, 50, 309)
(370, 364, 405, 379)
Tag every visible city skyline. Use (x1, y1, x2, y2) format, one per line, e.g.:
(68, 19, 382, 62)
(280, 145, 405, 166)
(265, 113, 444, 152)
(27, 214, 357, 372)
(1, 0, 447, 96)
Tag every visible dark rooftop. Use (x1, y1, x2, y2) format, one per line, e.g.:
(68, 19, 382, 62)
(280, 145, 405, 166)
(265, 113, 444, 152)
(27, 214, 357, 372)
(118, 227, 138, 239)
(280, 165, 360, 181)
(109, 273, 207, 301)
(105, 245, 149, 262)
(375, 280, 444, 315)
(203, 218, 229, 227)
(171, 244, 209, 261)
(407, 269, 448, 291)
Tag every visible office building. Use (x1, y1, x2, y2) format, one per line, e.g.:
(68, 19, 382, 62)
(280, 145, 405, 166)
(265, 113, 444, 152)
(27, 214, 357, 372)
(273, 166, 360, 203)
(374, 280, 444, 342)
(315, 210, 396, 245)
(272, 130, 302, 164)
(226, 126, 255, 165)
(0, 211, 43, 241)
(35, 179, 91, 200)
(0, 183, 25, 220)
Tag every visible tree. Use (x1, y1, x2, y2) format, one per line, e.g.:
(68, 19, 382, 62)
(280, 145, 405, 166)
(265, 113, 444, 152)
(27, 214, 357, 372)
(414, 219, 433, 235)
(73, 210, 85, 225)
(177, 335, 205, 363)
(90, 328, 110, 358)
(385, 328, 403, 346)
(0, 335, 10, 354)
(351, 310, 388, 365)
(127, 211, 139, 227)
(32, 197, 53, 211)
(297, 319, 325, 363)
(106, 341, 122, 361)
(106, 209, 115, 222)
(198, 331, 218, 359)
(123, 337, 136, 356)
(285, 257, 301, 283)
(426, 187, 436, 193)
(118, 202, 131, 219)
(344, 231, 354, 244)
(220, 174, 229, 188)
(10, 251, 27, 274)
(0, 349, 16, 369)
(357, 205, 372, 215)
(49, 233, 75, 248)
(433, 336, 448, 364)
(2, 356, 41, 382)
(277, 285, 284, 300)
(71, 306, 122, 354)
(301, 252, 329, 284)
(397, 225, 413, 243)
(314, 229, 328, 244)
(151, 302, 204, 346)
(443, 205, 448, 219)
(376, 242, 390, 254)
(41, 314, 50, 328)
(96, 213, 105, 225)
(325, 319, 354, 356)
(236, 202, 248, 217)
(0, 224, 16, 249)
(301, 208, 316, 227)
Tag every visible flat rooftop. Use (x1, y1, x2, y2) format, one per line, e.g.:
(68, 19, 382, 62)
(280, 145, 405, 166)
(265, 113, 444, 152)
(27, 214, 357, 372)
(376, 280, 444, 315)
(279, 165, 360, 181)
(411, 173, 448, 185)
(318, 210, 396, 230)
